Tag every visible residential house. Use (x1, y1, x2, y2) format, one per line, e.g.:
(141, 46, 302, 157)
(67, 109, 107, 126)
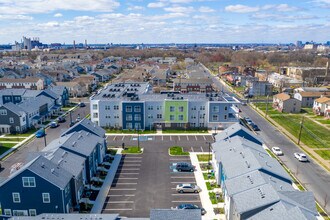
(49, 86, 69, 106)
(268, 73, 304, 89)
(151, 70, 167, 87)
(294, 92, 330, 107)
(294, 87, 329, 93)
(0, 156, 74, 216)
(91, 69, 113, 82)
(0, 103, 27, 134)
(61, 118, 106, 139)
(56, 82, 88, 97)
(313, 96, 330, 117)
(72, 75, 98, 92)
(246, 81, 273, 96)
(237, 75, 258, 87)
(173, 78, 213, 93)
(0, 77, 44, 90)
(273, 93, 301, 113)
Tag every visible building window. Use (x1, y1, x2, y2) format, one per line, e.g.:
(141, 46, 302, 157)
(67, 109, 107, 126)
(126, 114, 132, 121)
(170, 115, 175, 121)
(9, 117, 14, 123)
(191, 106, 196, 110)
(212, 114, 218, 121)
(42, 193, 50, 203)
(178, 106, 184, 112)
(134, 114, 141, 121)
(22, 177, 36, 187)
(93, 113, 98, 118)
(148, 106, 153, 110)
(157, 114, 162, 119)
(12, 193, 20, 203)
(134, 106, 141, 112)
(178, 115, 184, 121)
(126, 123, 133, 129)
(4, 209, 11, 216)
(29, 209, 37, 216)
(170, 106, 175, 112)
(200, 106, 205, 110)
(224, 115, 227, 120)
(148, 114, 153, 119)
(0, 109, 7, 115)
(212, 106, 219, 113)
(114, 105, 119, 110)
(157, 106, 162, 110)
(135, 123, 141, 129)
(126, 106, 132, 112)
(224, 106, 228, 111)
(191, 115, 196, 119)
(105, 106, 110, 110)
(92, 104, 98, 110)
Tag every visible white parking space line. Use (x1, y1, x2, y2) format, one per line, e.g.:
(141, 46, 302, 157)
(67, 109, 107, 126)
(122, 161, 142, 163)
(171, 182, 196, 184)
(170, 158, 190, 161)
(113, 136, 116, 141)
(125, 157, 142, 159)
(121, 136, 125, 141)
(162, 136, 164, 141)
(186, 136, 189, 141)
(106, 201, 134, 204)
(203, 135, 206, 141)
(170, 135, 172, 141)
(107, 194, 135, 197)
(195, 135, 198, 141)
(191, 147, 194, 152)
(200, 147, 204, 152)
(110, 188, 137, 191)
(171, 194, 200, 196)
(103, 208, 133, 211)
(119, 164, 141, 167)
(117, 172, 140, 175)
(178, 136, 180, 141)
(119, 168, 140, 171)
(172, 200, 201, 203)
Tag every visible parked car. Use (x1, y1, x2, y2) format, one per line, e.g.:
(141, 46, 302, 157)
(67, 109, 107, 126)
(58, 116, 66, 123)
(176, 184, 201, 193)
(50, 121, 58, 128)
(79, 102, 86, 107)
(241, 101, 247, 106)
(35, 129, 45, 138)
(76, 115, 81, 122)
(176, 204, 206, 215)
(175, 162, 195, 172)
(272, 147, 283, 156)
(294, 153, 308, 162)
(251, 123, 260, 131)
(244, 117, 253, 125)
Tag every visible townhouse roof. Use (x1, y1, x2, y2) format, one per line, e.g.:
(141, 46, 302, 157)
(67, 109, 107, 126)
(315, 96, 330, 103)
(0, 88, 27, 96)
(18, 95, 53, 113)
(0, 77, 42, 83)
(92, 69, 113, 76)
(298, 87, 329, 92)
(274, 93, 291, 101)
(214, 123, 263, 145)
(56, 81, 81, 87)
(224, 170, 294, 197)
(212, 136, 291, 182)
(2, 102, 26, 117)
(50, 85, 66, 96)
(72, 75, 96, 84)
(298, 91, 330, 98)
(173, 78, 213, 84)
(150, 209, 201, 220)
(9, 213, 120, 220)
(61, 118, 106, 138)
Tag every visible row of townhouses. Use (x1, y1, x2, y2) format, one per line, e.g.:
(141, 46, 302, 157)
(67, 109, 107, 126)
(90, 82, 240, 130)
(0, 119, 107, 217)
(0, 87, 69, 134)
(211, 123, 318, 220)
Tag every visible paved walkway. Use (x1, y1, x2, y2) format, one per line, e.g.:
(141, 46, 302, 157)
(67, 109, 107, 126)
(106, 133, 213, 136)
(305, 115, 330, 131)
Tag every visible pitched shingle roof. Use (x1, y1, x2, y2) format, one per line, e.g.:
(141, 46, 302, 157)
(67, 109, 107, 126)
(150, 209, 201, 220)
(61, 118, 105, 138)
(315, 96, 330, 103)
(274, 93, 290, 101)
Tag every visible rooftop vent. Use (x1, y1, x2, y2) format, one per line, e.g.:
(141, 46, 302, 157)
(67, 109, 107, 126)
(245, 160, 250, 168)
(51, 168, 55, 174)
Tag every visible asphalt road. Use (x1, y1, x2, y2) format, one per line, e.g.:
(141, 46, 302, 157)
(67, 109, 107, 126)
(102, 135, 211, 217)
(200, 64, 330, 214)
(0, 104, 90, 177)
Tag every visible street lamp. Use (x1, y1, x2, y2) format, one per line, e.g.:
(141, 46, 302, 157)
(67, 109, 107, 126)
(206, 141, 212, 175)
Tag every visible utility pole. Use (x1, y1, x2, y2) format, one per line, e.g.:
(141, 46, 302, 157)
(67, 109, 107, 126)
(137, 124, 140, 151)
(298, 116, 305, 145)
(43, 131, 47, 148)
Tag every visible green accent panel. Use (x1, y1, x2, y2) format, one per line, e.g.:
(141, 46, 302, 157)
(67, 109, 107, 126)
(164, 100, 188, 123)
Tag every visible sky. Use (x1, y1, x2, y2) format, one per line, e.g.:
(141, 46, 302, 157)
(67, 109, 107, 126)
(0, 0, 330, 44)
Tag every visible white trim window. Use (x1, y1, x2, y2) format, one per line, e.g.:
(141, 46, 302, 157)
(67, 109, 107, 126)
(12, 193, 20, 203)
(4, 209, 12, 216)
(0, 109, 7, 115)
(29, 209, 37, 216)
(9, 117, 14, 123)
(42, 193, 50, 203)
(22, 177, 36, 187)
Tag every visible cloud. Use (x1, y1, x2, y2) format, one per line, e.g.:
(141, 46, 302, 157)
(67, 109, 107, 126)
(54, 13, 63, 17)
(164, 6, 194, 13)
(147, 2, 167, 8)
(225, 5, 259, 13)
(251, 13, 318, 21)
(0, 0, 120, 15)
(0, 14, 33, 20)
(262, 4, 298, 12)
(127, 5, 144, 11)
(198, 6, 215, 13)
(312, 0, 330, 8)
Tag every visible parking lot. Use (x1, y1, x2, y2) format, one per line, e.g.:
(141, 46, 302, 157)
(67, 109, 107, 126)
(102, 135, 209, 217)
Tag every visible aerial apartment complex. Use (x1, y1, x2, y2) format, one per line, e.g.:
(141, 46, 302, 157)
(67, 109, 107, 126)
(90, 82, 240, 130)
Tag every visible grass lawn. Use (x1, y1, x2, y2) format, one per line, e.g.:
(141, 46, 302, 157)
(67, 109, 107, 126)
(203, 172, 215, 180)
(106, 148, 117, 155)
(162, 129, 208, 134)
(61, 106, 75, 111)
(233, 86, 245, 93)
(0, 143, 17, 155)
(315, 150, 330, 160)
(5, 128, 37, 137)
(122, 146, 142, 154)
(315, 119, 330, 125)
(169, 146, 189, 156)
(197, 154, 211, 162)
(209, 192, 224, 204)
(105, 129, 156, 134)
(200, 163, 212, 171)
(0, 137, 26, 142)
(265, 149, 276, 158)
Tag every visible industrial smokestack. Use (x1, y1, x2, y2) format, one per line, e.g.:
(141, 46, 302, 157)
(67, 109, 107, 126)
(326, 61, 329, 77)
(85, 39, 87, 48)
(73, 40, 76, 50)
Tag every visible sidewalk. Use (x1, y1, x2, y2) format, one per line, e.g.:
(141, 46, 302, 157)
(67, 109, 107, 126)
(105, 133, 213, 136)
(190, 153, 219, 220)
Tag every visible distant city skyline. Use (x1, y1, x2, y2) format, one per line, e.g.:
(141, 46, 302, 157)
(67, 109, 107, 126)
(0, 0, 330, 44)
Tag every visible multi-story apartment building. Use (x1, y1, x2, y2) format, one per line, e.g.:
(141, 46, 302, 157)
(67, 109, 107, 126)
(90, 82, 240, 130)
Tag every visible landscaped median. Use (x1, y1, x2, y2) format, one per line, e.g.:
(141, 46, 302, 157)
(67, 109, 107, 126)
(169, 146, 189, 156)
(122, 146, 143, 154)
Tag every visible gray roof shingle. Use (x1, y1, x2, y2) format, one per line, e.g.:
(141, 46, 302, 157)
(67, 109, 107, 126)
(150, 209, 201, 220)
(61, 118, 105, 138)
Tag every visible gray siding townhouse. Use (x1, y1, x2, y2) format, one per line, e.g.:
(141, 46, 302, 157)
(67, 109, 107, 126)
(0, 103, 27, 134)
(49, 86, 69, 106)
